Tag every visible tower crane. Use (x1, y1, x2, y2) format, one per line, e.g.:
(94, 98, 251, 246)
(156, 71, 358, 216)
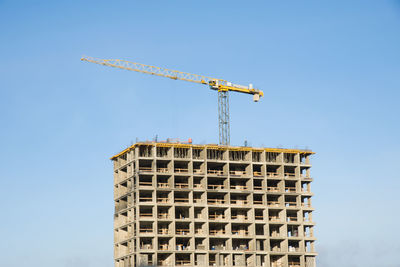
(81, 56, 263, 145)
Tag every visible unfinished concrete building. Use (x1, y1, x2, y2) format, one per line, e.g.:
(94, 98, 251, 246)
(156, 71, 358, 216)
(112, 142, 316, 267)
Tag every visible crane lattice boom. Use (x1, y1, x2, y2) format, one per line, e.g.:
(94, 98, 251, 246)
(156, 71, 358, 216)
(81, 56, 263, 145)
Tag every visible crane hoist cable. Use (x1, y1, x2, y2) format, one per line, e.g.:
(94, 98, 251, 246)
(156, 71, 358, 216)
(81, 56, 263, 145)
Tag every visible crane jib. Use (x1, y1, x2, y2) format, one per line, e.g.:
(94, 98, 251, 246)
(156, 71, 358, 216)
(81, 56, 263, 145)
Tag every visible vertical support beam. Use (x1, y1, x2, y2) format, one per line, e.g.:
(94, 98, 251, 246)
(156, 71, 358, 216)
(218, 90, 230, 146)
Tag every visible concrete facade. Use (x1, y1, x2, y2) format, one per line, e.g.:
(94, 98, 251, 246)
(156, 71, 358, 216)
(112, 142, 316, 267)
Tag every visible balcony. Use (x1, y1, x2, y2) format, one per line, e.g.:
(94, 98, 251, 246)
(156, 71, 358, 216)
(304, 231, 314, 238)
(253, 200, 264, 205)
(210, 245, 227, 251)
(255, 215, 263, 220)
(195, 244, 206, 250)
(208, 170, 225, 176)
(209, 230, 226, 236)
(158, 228, 171, 235)
(193, 183, 203, 189)
(209, 214, 226, 220)
(230, 170, 245, 177)
(176, 244, 190, 251)
(208, 184, 225, 190)
(284, 173, 296, 179)
(175, 183, 189, 189)
(158, 244, 171, 250)
(305, 246, 315, 253)
(115, 217, 129, 227)
(176, 213, 189, 220)
(115, 201, 128, 212)
(139, 197, 153, 203)
(175, 168, 189, 174)
(157, 182, 169, 188)
(193, 198, 203, 204)
(288, 247, 300, 252)
(267, 201, 280, 207)
(253, 185, 263, 190)
(302, 203, 312, 208)
(139, 167, 152, 173)
(175, 260, 191, 266)
(115, 157, 127, 168)
(195, 229, 205, 234)
(157, 213, 170, 220)
(157, 167, 169, 173)
(231, 199, 248, 205)
(232, 215, 248, 220)
(271, 247, 281, 252)
(269, 216, 282, 222)
(207, 199, 225, 205)
(267, 172, 280, 178)
(194, 169, 204, 174)
(232, 230, 249, 236)
(230, 185, 248, 190)
(233, 244, 249, 251)
(175, 197, 189, 203)
(288, 231, 299, 238)
(139, 181, 152, 187)
(140, 244, 153, 250)
(270, 232, 282, 238)
(139, 213, 153, 218)
(118, 232, 133, 241)
(176, 229, 190, 235)
(267, 186, 279, 192)
(116, 187, 129, 197)
(285, 202, 297, 207)
(285, 187, 296, 193)
(139, 228, 153, 234)
(286, 216, 298, 222)
(157, 198, 170, 204)
(158, 260, 171, 266)
(253, 171, 263, 177)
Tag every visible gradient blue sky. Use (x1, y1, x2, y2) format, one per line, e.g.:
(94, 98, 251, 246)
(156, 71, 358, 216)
(1, 1, 400, 266)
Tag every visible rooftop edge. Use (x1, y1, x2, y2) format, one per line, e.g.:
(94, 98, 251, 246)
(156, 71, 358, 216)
(110, 142, 315, 160)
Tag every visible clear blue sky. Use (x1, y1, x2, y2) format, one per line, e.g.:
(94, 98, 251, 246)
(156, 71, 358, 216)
(1, 1, 399, 266)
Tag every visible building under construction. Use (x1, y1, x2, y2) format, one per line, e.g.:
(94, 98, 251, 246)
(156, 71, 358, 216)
(112, 142, 316, 267)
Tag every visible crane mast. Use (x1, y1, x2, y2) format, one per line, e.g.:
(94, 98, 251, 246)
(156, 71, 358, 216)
(81, 56, 263, 145)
